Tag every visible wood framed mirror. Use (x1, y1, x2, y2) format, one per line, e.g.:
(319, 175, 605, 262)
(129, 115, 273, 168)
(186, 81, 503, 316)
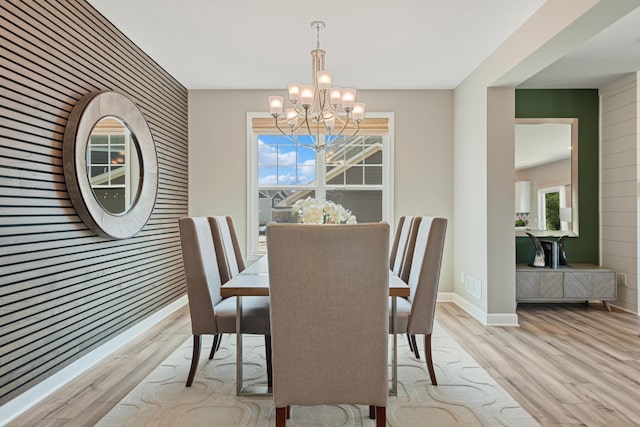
(515, 118, 579, 236)
(63, 90, 158, 239)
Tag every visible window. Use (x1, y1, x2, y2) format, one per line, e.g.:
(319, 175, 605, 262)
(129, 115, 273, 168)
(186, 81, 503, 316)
(538, 185, 566, 231)
(247, 113, 393, 257)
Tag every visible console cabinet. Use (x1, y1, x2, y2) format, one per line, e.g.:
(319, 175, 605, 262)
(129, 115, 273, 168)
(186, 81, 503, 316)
(516, 263, 616, 310)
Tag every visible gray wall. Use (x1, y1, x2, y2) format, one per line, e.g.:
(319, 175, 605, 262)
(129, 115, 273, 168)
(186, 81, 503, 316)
(0, 1, 188, 403)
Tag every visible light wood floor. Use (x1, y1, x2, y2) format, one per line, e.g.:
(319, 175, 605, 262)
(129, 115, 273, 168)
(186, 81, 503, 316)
(8, 302, 640, 426)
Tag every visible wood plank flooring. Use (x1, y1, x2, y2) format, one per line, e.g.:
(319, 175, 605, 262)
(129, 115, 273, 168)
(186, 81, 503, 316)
(7, 302, 640, 426)
(437, 302, 640, 426)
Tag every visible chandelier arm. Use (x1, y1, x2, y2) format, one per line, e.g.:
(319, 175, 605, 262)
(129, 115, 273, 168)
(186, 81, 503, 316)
(273, 115, 310, 147)
(353, 119, 361, 137)
(273, 115, 294, 139)
(334, 115, 351, 139)
(304, 108, 313, 137)
(291, 116, 306, 134)
(318, 90, 328, 113)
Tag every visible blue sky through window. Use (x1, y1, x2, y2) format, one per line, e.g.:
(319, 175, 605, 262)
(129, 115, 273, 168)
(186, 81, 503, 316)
(258, 135, 316, 185)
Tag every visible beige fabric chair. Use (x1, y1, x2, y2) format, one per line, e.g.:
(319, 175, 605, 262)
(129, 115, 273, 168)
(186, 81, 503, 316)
(208, 215, 246, 358)
(267, 223, 390, 427)
(178, 217, 271, 387)
(393, 216, 447, 385)
(209, 216, 246, 284)
(389, 215, 416, 282)
(390, 216, 421, 353)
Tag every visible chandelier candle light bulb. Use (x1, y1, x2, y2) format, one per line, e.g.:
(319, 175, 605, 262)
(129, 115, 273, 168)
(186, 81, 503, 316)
(267, 20, 366, 152)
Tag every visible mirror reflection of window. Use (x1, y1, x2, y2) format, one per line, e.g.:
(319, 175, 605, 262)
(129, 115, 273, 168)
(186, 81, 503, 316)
(545, 192, 560, 230)
(538, 185, 566, 231)
(87, 116, 141, 215)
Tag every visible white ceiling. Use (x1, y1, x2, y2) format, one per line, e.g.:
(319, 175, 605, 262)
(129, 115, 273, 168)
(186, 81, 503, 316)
(88, 0, 548, 90)
(519, 6, 640, 89)
(88, 1, 640, 91)
(87, 1, 640, 90)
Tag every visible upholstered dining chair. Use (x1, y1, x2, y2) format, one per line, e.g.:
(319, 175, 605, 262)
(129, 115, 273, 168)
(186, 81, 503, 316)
(389, 215, 416, 282)
(178, 217, 272, 387)
(208, 215, 246, 357)
(393, 216, 447, 386)
(209, 216, 246, 284)
(267, 223, 390, 427)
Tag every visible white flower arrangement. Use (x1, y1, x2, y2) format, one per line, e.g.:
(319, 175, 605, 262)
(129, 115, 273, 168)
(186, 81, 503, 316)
(291, 197, 357, 224)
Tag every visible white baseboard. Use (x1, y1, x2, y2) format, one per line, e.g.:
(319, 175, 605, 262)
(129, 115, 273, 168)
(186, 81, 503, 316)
(0, 295, 188, 426)
(448, 293, 520, 327)
(436, 291, 455, 302)
(486, 312, 520, 326)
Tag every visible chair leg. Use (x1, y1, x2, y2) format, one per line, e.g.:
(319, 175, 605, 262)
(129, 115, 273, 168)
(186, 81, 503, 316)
(375, 406, 386, 427)
(286, 406, 291, 419)
(369, 405, 375, 419)
(265, 335, 273, 390)
(215, 333, 223, 351)
(410, 334, 420, 359)
(424, 333, 437, 386)
(186, 335, 201, 387)
(407, 333, 414, 353)
(209, 333, 221, 359)
(276, 407, 287, 426)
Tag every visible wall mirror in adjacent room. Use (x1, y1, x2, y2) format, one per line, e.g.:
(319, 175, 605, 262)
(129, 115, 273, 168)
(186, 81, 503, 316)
(514, 118, 578, 237)
(64, 90, 158, 239)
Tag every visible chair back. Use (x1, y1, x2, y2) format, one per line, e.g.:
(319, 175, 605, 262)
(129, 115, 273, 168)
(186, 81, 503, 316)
(390, 216, 410, 271)
(404, 217, 447, 335)
(178, 217, 223, 335)
(390, 216, 418, 281)
(267, 223, 390, 408)
(209, 216, 246, 283)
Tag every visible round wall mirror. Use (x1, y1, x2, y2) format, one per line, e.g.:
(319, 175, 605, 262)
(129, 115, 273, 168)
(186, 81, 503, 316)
(63, 91, 158, 239)
(87, 116, 142, 215)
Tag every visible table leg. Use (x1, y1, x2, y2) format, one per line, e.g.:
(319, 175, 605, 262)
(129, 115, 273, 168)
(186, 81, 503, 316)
(391, 295, 398, 396)
(236, 295, 243, 396)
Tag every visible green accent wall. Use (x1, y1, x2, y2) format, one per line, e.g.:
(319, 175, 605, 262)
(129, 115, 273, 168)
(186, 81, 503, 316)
(515, 89, 599, 264)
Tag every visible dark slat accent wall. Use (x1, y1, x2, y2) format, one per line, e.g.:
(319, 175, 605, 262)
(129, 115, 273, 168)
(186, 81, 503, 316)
(0, 0, 188, 403)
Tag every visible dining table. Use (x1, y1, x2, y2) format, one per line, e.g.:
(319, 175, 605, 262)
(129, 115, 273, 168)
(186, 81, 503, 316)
(220, 255, 410, 397)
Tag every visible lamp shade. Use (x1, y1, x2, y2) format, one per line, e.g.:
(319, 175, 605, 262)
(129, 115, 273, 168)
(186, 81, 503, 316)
(300, 85, 315, 107)
(288, 83, 301, 102)
(341, 88, 356, 110)
(268, 96, 284, 115)
(352, 102, 365, 121)
(330, 87, 342, 106)
(316, 71, 332, 90)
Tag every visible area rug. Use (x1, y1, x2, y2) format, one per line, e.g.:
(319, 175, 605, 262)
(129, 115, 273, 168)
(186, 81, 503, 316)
(97, 323, 538, 426)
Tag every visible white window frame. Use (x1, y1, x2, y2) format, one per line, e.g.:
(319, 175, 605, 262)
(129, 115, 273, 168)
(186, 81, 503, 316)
(246, 112, 394, 260)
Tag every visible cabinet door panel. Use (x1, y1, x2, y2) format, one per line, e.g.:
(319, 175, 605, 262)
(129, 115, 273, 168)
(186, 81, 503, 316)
(592, 272, 616, 299)
(516, 271, 562, 299)
(564, 272, 592, 298)
(539, 272, 563, 298)
(564, 271, 616, 299)
(516, 272, 539, 298)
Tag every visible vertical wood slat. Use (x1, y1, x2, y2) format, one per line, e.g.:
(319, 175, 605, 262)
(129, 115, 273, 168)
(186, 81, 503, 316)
(0, 0, 188, 404)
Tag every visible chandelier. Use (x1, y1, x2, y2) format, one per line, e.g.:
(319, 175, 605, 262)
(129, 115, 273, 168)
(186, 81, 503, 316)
(267, 20, 365, 152)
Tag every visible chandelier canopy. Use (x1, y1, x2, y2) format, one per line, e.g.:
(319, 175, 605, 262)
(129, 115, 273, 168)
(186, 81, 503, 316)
(267, 20, 365, 152)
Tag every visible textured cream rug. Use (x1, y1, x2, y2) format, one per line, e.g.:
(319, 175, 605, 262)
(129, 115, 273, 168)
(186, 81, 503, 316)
(97, 323, 538, 426)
